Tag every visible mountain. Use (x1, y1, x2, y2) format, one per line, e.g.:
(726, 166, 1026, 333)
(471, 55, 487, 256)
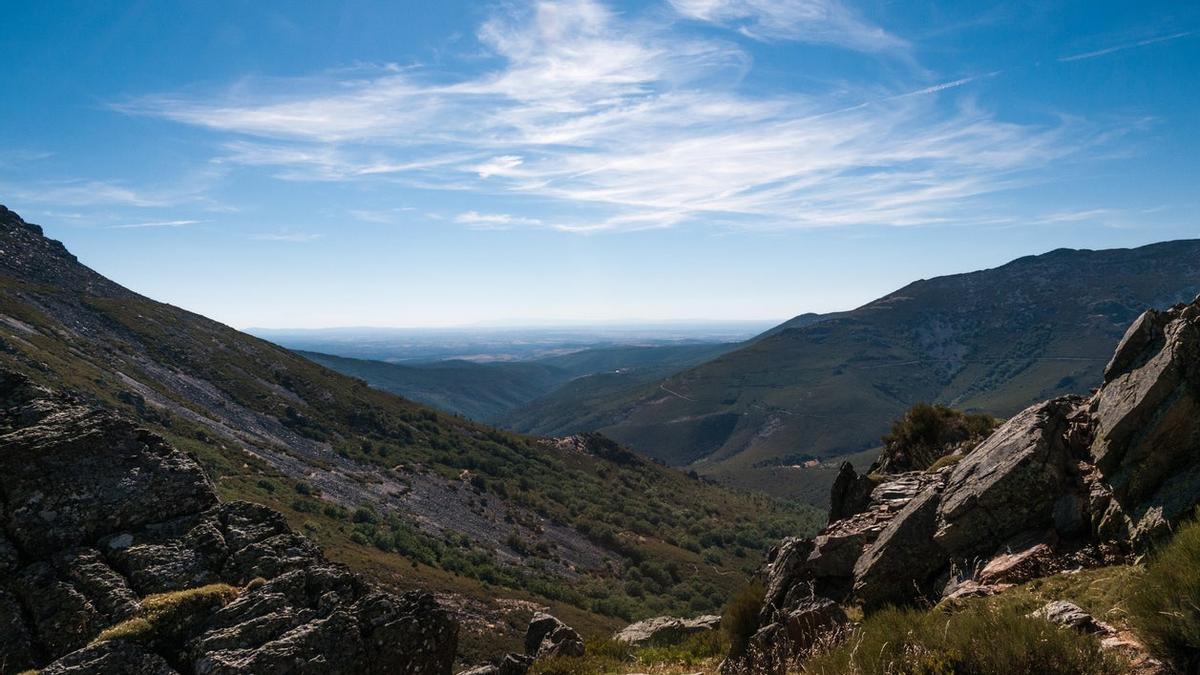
(0, 205, 822, 663)
(298, 342, 732, 423)
(508, 242, 1200, 503)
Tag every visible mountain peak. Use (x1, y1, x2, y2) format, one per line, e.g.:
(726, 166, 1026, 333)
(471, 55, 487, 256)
(0, 204, 130, 299)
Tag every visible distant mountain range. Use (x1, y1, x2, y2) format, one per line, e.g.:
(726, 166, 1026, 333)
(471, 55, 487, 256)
(501, 241, 1200, 504)
(299, 343, 734, 423)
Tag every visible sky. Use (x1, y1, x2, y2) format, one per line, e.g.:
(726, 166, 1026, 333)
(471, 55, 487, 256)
(1, 1, 1197, 329)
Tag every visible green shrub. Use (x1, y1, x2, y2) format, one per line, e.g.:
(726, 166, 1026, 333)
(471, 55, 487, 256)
(528, 639, 631, 675)
(1129, 514, 1200, 667)
(724, 580, 764, 659)
(635, 630, 726, 666)
(802, 602, 1123, 675)
(878, 403, 999, 472)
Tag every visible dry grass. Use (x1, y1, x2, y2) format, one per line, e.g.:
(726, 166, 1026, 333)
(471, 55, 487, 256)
(92, 583, 239, 645)
(1129, 514, 1200, 668)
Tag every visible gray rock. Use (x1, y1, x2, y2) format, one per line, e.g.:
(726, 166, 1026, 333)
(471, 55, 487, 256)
(853, 482, 947, 610)
(934, 398, 1080, 557)
(525, 612, 584, 659)
(1090, 301, 1200, 543)
(1031, 600, 1112, 635)
(14, 562, 101, 659)
(614, 614, 721, 647)
(0, 397, 217, 559)
(744, 596, 847, 674)
(828, 462, 873, 522)
(0, 374, 458, 675)
(40, 639, 179, 675)
(456, 652, 534, 675)
(0, 587, 35, 673)
(54, 548, 140, 623)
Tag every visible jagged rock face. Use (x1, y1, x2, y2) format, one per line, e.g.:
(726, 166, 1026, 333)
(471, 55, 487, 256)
(852, 481, 947, 610)
(827, 462, 873, 522)
(934, 397, 1087, 556)
(1090, 299, 1200, 543)
(760, 468, 944, 612)
(0, 206, 130, 299)
(0, 373, 457, 675)
(747, 297, 1200, 656)
(524, 612, 584, 659)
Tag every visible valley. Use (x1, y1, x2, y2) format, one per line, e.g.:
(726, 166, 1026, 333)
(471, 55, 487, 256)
(0, 206, 822, 665)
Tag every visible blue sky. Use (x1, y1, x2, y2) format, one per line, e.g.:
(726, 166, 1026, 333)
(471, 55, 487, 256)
(1, 1, 1197, 328)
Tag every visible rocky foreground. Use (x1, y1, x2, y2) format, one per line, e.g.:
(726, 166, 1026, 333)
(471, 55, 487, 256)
(736, 296, 1200, 672)
(0, 372, 457, 674)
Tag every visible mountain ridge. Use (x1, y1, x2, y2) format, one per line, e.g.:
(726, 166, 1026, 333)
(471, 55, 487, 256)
(505, 237, 1200, 503)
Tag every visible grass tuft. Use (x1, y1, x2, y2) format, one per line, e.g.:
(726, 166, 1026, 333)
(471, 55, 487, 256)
(527, 633, 726, 675)
(801, 601, 1124, 675)
(92, 583, 239, 645)
(1129, 513, 1200, 668)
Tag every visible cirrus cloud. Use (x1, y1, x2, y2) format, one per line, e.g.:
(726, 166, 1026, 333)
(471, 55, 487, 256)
(114, 0, 1109, 234)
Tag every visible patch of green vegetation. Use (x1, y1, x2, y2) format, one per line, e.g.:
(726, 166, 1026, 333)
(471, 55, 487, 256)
(925, 452, 964, 473)
(723, 580, 764, 660)
(1130, 513, 1200, 667)
(802, 601, 1124, 675)
(877, 402, 999, 472)
(528, 634, 724, 675)
(92, 584, 239, 645)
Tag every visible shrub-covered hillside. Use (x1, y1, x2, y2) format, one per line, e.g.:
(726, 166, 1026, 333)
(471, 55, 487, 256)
(0, 205, 822, 653)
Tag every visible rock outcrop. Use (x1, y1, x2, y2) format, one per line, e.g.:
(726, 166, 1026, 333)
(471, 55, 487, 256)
(0, 373, 457, 675)
(613, 614, 721, 647)
(741, 296, 1200, 664)
(458, 612, 584, 675)
(524, 612, 585, 659)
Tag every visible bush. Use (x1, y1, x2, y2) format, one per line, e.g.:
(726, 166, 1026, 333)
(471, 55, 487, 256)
(724, 580, 764, 659)
(1129, 514, 1200, 668)
(352, 506, 379, 524)
(802, 602, 1123, 675)
(878, 403, 999, 472)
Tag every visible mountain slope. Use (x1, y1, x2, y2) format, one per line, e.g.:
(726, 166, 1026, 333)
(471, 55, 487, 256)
(299, 342, 731, 423)
(0, 205, 822, 656)
(521, 241, 1200, 502)
(296, 352, 567, 422)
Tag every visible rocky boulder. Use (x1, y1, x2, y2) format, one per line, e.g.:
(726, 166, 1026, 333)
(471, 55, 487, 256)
(746, 296, 1200, 629)
(524, 612, 584, 659)
(613, 614, 721, 647)
(1089, 299, 1200, 544)
(933, 397, 1088, 557)
(0, 372, 457, 675)
(827, 462, 874, 522)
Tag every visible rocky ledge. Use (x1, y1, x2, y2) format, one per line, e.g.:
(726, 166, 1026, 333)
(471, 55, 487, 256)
(0, 372, 457, 674)
(738, 296, 1200, 670)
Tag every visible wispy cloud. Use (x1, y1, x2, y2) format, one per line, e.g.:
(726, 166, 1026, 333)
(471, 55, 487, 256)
(1, 180, 183, 208)
(110, 219, 203, 229)
(115, 0, 1104, 233)
(249, 231, 324, 242)
(667, 0, 905, 51)
(1060, 30, 1196, 62)
(455, 211, 543, 229)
